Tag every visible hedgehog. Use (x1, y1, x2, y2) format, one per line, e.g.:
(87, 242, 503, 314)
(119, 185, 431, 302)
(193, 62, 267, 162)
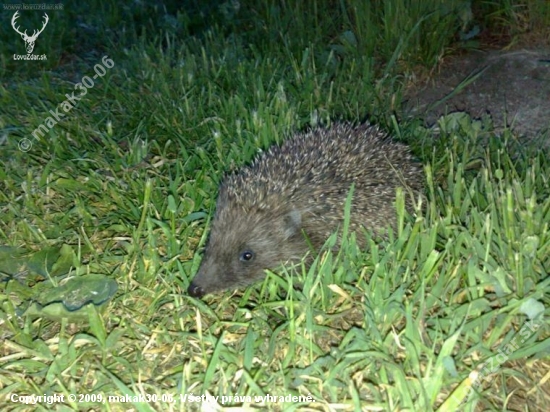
(188, 123, 424, 298)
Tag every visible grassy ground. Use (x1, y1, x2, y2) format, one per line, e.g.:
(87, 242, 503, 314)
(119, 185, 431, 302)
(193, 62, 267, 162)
(1, 0, 549, 411)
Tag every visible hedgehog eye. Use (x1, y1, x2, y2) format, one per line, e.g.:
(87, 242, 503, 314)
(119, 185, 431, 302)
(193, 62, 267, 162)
(240, 250, 254, 262)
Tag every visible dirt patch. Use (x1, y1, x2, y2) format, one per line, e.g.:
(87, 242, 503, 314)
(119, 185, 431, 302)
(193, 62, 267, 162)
(404, 47, 550, 140)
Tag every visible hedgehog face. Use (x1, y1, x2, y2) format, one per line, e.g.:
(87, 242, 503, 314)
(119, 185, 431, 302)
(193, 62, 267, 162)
(187, 193, 306, 298)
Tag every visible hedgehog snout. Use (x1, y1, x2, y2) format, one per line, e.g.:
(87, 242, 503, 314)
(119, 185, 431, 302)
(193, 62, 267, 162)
(188, 282, 205, 298)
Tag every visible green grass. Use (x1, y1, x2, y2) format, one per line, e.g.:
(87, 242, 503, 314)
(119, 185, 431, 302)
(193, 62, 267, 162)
(1, 0, 549, 411)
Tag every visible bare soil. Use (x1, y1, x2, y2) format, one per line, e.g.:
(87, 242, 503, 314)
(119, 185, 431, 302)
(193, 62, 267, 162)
(404, 46, 550, 140)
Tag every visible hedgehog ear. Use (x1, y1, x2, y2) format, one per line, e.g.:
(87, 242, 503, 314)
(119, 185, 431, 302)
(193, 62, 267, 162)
(283, 209, 302, 239)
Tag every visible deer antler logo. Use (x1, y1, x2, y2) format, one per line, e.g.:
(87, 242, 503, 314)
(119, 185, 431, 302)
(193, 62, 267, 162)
(11, 11, 49, 54)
